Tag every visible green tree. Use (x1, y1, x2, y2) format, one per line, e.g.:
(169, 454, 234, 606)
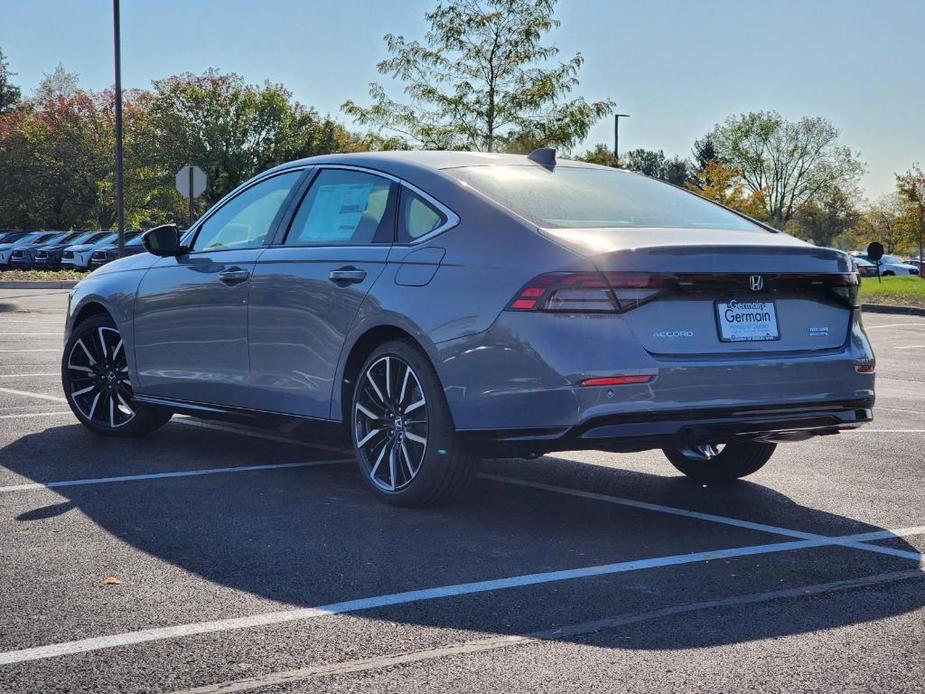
(621, 148, 690, 185)
(710, 111, 864, 227)
(786, 183, 860, 247)
(576, 143, 617, 167)
(840, 194, 911, 254)
(342, 0, 614, 152)
(136, 69, 364, 215)
(0, 69, 113, 230)
(896, 165, 925, 262)
(0, 48, 21, 113)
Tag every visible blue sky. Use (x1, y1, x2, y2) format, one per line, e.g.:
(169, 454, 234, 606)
(2, 0, 922, 198)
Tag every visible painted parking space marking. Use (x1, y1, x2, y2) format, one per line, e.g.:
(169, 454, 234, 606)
(0, 349, 59, 353)
(0, 386, 66, 404)
(895, 345, 925, 350)
(0, 459, 352, 493)
(172, 568, 925, 694)
(0, 411, 70, 420)
(0, 525, 921, 667)
(483, 474, 923, 561)
(0, 373, 59, 378)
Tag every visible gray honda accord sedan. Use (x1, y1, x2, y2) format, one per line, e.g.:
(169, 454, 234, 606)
(61, 150, 875, 505)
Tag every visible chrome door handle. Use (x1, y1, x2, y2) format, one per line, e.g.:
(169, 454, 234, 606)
(218, 267, 251, 286)
(329, 266, 367, 285)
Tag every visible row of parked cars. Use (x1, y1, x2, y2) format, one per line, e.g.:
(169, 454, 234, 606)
(0, 230, 146, 270)
(850, 251, 922, 277)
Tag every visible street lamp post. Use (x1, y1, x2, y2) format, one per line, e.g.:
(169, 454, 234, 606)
(113, 0, 125, 258)
(613, 113, 630, 167)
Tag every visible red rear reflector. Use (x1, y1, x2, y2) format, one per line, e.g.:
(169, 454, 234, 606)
(510, 299, 537, 310)
(579, 375, 654, 387)
(854, 361, 875, 373)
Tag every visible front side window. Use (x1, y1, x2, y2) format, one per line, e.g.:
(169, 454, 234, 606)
(193, 172, 301, 252)
(285, 169, 395, 246)
(398, 190, 446, 242)
(449, 165, 765, 232)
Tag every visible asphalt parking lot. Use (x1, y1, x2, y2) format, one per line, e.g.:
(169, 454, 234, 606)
(0, 288, 923, 693)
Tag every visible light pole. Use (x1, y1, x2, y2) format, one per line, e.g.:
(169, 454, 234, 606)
(113, 0, 125, 258)
(613, 113, 630, 167)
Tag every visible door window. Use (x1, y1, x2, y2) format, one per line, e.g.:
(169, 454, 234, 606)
(192, 172, 301, 252)
(285, 169, 395, 246)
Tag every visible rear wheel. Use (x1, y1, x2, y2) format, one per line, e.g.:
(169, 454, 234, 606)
(62, 314, 172, 437)
(663, 441, 776, 481)
(351, 340, 477, 506)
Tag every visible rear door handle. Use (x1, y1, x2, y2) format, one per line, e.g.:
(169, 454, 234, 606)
(329, 266, 367, 285)
(218, 267, 251, 286)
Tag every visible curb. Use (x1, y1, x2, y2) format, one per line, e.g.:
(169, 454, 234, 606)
(0, 281, 79, 289)
(861, 303, 925, 317)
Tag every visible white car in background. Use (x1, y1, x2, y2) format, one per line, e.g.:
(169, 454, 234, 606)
(61, 232, 118, 270)
(852, 252, 921, 276)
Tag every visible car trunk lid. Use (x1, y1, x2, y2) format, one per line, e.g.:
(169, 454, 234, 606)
(544, 227, 856, 355)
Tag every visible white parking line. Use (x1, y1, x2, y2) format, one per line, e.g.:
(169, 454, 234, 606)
(0, 373, 58, 378)
(864, 323, 925, 330)
(0, 459, 352, 493)
(173, 568, 925, 694)
(0, 525, 921, 667)
(895, 345, 925, 350)
(844, 429, 925, 433)
(0, 348, 59, 353)
(482, 474, 922, 561)
(0, 386, 65, 403)
(0, 411, 70, 420)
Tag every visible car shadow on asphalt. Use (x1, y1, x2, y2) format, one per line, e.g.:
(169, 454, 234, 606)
(2, 422, 923, 651)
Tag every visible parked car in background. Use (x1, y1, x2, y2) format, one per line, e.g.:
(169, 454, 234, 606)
(0, 231, 27, 244)
(9, 231, 83, 269)
(34, 231, 113, 270)
(61, 232, 119, 270)
(62, 150, 875, 506)
(852, 256, 879, 278)
(88, 232, 144, 269)
(0, 232, 67, 268)
(852, 251, 920, 276)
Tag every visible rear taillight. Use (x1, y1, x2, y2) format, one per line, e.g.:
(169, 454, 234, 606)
(507, 272, 618, 312)
(507, 271, 669, 313)
(507, 271, 861, 313)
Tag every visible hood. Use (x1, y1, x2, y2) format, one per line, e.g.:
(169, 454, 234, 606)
(64, 243, 99, 252)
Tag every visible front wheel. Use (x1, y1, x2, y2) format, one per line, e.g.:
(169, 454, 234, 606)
(62, 314, 173, 437)
(351, 340, 477, 506)
(663, 441, 777, 481)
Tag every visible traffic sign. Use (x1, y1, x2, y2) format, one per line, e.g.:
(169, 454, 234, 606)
(175, 165, 207, 198)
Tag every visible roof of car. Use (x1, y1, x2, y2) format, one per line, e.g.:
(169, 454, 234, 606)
(269, 150, 602, 176)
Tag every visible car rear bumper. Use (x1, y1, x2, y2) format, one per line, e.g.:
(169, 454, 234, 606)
(459, 398, 873, 456)
(437, 309, 875, 449)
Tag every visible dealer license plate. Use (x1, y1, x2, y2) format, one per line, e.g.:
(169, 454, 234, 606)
(716, 300, 780, 342)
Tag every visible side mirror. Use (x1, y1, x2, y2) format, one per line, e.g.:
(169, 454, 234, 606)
(142, 224, 186, 257)
(867, 242, 884, 262)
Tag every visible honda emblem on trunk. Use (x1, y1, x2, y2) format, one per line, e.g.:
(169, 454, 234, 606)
(749, 275, 764, 291)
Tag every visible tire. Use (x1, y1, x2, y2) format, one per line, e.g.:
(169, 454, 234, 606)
(351, 339, 478, 507)
(663, 441, 777, 481)
(61, 313, 172, 437)
(883, 271, 895, 276)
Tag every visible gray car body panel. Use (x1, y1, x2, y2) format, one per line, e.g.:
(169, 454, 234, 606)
(66, 151, 875, 451)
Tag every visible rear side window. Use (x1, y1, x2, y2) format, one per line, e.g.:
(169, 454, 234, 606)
(285, 169, 395, 246)
(193, 172, 301, 252)
(449, 165, 764, 232)
(398, 190, 446, 243)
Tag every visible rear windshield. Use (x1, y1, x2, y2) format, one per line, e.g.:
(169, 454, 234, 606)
(448, 165, 765, 232)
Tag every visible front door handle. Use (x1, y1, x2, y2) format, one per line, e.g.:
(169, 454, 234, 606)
(218, 267, 251, 286)
(329, 266, 367, 285)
